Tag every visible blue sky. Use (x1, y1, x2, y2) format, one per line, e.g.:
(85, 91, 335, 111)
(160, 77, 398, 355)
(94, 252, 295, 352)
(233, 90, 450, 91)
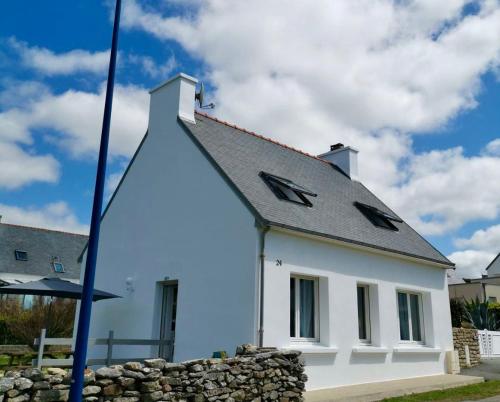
(1, 0, 500, 279)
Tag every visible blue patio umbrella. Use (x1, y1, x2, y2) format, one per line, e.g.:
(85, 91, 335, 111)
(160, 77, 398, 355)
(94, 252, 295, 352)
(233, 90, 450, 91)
(0, 277, 119, 345)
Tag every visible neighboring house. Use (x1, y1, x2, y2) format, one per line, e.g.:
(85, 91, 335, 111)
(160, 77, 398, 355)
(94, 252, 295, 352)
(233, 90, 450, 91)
(0, 221, 87, 307)
(84, 73, 455, 390)
(449, 253, 500, 302)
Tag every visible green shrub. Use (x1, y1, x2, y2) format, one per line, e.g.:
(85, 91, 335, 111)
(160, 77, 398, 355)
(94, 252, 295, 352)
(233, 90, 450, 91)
(463, 297, 500, 330)
(0, 298, 76, 345)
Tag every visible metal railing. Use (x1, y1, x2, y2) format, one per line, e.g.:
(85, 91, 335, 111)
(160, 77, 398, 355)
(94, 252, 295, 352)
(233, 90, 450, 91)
(33, 329, 172, 369)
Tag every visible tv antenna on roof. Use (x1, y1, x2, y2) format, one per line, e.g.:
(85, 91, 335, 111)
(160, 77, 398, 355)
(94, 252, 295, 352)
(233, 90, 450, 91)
(195, 82, 215, 109)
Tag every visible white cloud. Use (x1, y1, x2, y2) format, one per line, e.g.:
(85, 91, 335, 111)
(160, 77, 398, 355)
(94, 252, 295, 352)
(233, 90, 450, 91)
(483, 138, 500, 156)
(0, 80, 148, 189)
(447, 249, 495, 280)
(0, 201, 88, 234)
(123, 0, 500, 134)
(129, 54, 177, 79)
(105, 169, 125, 201)
(0, 80, 50, 109)
(448, 222, 500, 280)
(455, 224, 500, 253)
(8, 38, 110, 76)
(385, 147, 500, 235)
(0, 141, 59, 189)
(0, 83, 149, 159)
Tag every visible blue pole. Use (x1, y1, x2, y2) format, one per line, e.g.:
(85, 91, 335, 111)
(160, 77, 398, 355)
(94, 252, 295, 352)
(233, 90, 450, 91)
(69, 0, 121, 400)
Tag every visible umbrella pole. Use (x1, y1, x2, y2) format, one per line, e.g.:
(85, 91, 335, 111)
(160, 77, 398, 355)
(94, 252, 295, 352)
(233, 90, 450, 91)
(46, 297, 54, 337)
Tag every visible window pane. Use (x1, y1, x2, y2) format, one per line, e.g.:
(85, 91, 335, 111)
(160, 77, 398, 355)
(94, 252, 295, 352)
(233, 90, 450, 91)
(398, 292, 410, 341)
(357, 286, 367, 340)
(279, 184, 305, 204)
(410, 294, 422, 341)
(290, 278, 296, 337)
(299, 279, 315, 338)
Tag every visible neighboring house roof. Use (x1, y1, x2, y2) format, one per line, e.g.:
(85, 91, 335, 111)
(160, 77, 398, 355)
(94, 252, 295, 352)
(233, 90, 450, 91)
(486, 253, 500, 271)
(180, 112, 453, 267)
(0, 223, 88, 281)
(464, 276, 500, 285)
(447, 272, 465, 285)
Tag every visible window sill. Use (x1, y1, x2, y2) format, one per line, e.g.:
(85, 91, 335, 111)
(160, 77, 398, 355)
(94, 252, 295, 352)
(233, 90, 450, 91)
(393, 346, 442, 354)
(352, 345, 390, 354)
(284, 345, 338, 354)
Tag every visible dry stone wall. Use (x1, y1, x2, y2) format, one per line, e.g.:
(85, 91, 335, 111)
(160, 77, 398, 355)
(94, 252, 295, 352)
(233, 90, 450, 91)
(0, 345, 306, 402)
(452, 328, 480, 368)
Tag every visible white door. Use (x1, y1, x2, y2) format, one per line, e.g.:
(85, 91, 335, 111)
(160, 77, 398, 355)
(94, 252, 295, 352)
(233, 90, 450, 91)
(159, 284, 178, 361)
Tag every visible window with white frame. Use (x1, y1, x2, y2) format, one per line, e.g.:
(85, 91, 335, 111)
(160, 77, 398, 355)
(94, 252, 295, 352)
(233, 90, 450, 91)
(357, 285, 371, 343)
(290, 276, 319, 341)
(397, 291, 424, 342)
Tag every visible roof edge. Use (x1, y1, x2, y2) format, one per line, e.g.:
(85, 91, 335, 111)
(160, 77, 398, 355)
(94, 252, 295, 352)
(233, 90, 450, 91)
(195, 111, 330, 165)
(356, 182, 453, 266)
(0, 222, 88, 238)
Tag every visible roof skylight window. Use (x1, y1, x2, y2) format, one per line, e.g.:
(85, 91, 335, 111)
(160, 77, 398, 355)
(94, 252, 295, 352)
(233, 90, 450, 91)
(52, 262, 65, 273)
(14, 250, 28, 261)
(260, 171, 317, 207)
(354, 202, 402, 231)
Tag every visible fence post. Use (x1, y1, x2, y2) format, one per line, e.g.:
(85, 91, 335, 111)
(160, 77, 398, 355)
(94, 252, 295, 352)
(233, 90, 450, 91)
(487, 330, 492, 358)
(36, 328, 46, 369)
(106, 330, 114, 366)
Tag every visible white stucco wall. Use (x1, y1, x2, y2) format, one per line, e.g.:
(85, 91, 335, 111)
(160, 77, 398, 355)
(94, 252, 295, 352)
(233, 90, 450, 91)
(84, 77, 259, 362)
(262, 229, 453, 390)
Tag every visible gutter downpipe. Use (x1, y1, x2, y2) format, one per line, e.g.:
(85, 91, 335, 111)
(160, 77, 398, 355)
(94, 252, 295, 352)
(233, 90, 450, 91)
(257, 223, 270, 347)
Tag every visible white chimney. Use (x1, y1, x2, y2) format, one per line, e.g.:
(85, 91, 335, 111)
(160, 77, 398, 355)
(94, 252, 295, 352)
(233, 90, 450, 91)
(319, 143, 359, 181)
(149, 73, 198, 125)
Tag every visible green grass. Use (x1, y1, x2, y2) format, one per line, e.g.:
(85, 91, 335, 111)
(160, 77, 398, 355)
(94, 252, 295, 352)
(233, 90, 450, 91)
(384, 380, 500, 401)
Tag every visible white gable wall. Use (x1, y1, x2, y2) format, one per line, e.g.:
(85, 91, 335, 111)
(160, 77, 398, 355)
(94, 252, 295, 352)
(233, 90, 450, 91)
(487, 254, 500, 276)
(84, 80, 259, 362)
(262, 229, 453, 390)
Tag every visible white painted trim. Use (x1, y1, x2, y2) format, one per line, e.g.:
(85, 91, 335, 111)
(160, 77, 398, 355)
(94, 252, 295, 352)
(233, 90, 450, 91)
(393, 347, 442, 354)
(149, 73, 198, 94)
(352, 346, 390, 354)
(285, 345, 338, 354)
(318, 145, 359, 157)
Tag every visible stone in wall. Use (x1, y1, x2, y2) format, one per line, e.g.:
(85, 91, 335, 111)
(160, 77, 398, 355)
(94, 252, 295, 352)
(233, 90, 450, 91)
(452, 327, 481, 368)
(0, 344, 306, 402)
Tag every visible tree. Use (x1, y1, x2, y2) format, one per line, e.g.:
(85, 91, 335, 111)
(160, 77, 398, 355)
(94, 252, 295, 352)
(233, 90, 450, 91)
(450, 298, 467, 328)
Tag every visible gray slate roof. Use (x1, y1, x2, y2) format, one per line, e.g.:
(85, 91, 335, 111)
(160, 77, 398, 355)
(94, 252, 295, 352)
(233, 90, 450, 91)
(0, 223, 88, 280)
(182, 113, 452, 267)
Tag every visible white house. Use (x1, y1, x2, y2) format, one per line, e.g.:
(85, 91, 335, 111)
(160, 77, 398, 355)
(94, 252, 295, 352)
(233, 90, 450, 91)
(82, 73, 455, 390)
